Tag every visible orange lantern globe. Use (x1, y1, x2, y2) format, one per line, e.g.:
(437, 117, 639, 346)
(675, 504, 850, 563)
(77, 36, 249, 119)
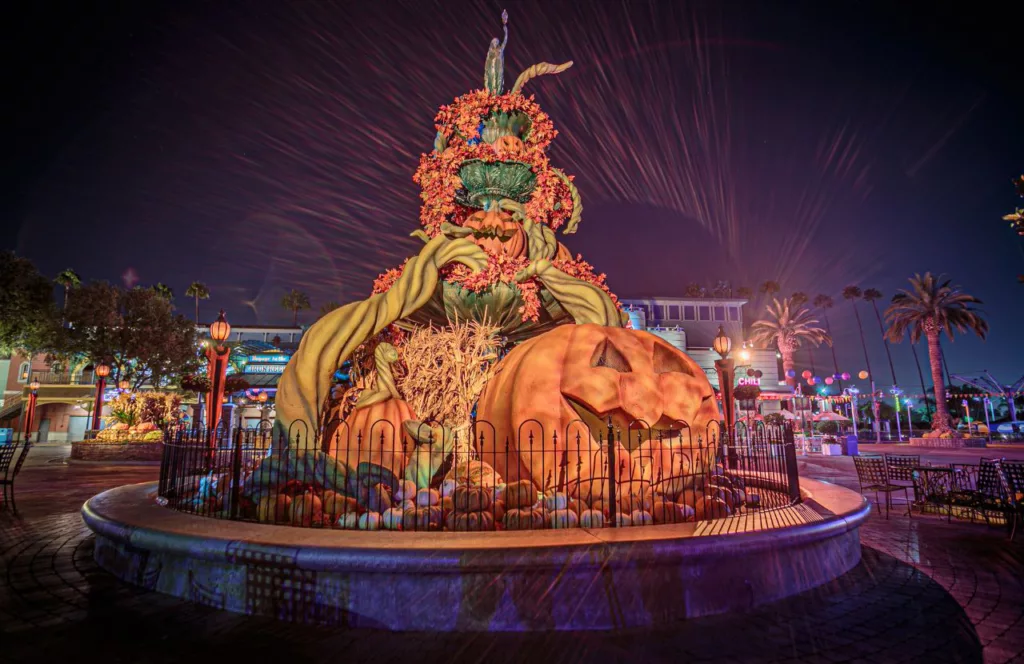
(209, 310, 231, 344)
(858, 370, 869, 380)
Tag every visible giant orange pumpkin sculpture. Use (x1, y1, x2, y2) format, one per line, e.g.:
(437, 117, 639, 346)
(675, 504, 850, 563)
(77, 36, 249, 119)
(475, 324, 720, 501)
(462, 208, 527, 258)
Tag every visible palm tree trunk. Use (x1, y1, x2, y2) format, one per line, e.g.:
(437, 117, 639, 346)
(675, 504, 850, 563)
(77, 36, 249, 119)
(926, 327, 951, 431)
(822, 312, 843, 392)
(908, 334, 932, 417)
(194, 295, 200, 324)
(63, 287, 69, 312)
(780, 343, 796, 388)
(869, 302, 898, 386)
(849, 301, 873, 377)
(292, 308, 298, 326)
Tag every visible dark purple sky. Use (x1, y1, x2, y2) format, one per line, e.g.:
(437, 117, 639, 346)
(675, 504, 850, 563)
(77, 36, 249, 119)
(4, 0, 1023, 392)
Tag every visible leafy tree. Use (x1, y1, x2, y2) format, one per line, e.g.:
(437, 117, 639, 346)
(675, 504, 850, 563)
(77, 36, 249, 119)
(64, 282, 200, 389)
(152, 282, 174, 301)
(281, 289, 311, 325)
(750, 298, 831, 387)
(54, 268, 81, 312)
(184, 281, 210, 323)
(684, 282, 702, 298)
(0, 252, 61, 357)
(816, 421, 839, 435)
(884, 273, 988, 433)
(842, 285, 874, 380)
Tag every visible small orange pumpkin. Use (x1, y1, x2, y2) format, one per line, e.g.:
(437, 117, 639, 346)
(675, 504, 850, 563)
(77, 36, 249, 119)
(491, 134, 524, 158)
(289, 492, 323, 527)
(504, 480, 538, 509)
(503, 508, 546, 530)
(257, 494, 292, 523)
(403, 506, 443, 531)
(446, 510, 495, 532)
(453, 486, 492, 512)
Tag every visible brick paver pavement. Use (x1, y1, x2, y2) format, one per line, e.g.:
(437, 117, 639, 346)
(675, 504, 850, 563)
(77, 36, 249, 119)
(0, 445, 1021, 663)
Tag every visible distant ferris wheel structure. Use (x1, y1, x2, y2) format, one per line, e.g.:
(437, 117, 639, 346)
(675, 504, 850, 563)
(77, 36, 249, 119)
(950, 371, 1024, 422)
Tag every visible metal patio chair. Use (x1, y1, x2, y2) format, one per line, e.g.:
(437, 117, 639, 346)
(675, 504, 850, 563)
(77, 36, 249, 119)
(885, 453, 921, 503)
(853, 455, 913, 520)
(1, 441, 34, 514)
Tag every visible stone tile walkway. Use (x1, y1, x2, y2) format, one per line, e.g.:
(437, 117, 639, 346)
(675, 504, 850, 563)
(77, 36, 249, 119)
(0, 448, 1021, 663)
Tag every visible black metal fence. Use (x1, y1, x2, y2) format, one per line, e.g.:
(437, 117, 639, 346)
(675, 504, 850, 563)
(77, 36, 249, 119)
(157, 419, 801, 532)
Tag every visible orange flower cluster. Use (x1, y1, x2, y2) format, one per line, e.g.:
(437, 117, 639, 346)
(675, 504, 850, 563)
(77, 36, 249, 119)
(413, 90, 574, 236)
(552, 254, 621, 309)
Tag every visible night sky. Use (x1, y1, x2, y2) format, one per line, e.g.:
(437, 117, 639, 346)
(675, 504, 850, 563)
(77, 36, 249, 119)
(4, 1, 1023, 393)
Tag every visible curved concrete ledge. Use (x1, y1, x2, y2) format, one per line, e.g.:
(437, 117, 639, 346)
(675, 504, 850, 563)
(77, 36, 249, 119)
(82, 479, 869, 631)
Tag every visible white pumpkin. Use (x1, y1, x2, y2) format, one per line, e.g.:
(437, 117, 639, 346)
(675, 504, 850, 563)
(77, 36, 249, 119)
(543, 492, 569, 511)
(381, 507, 405, 530)
(336, 512, 359, 530)
(396, 479, 419, 502)
(548, 508, 579, 529)
(631, 510, 654, 527)
(358, 512, 382, 530)
(440, 479, 458, 498)
(401, 499, 416, 512)
(580, 509, 606, 529)
(415, 488, 440, 507)
(615, 512, 633, 528)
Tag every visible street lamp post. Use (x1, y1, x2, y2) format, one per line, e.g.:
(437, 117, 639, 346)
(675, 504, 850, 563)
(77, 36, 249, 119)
(846, 387, 860, 438)
(712, 326, 737, 468)
(982, 397, 992, 443)
(91, 362, 110, 431)
(206, 310, 231, 448)
(23, 380, 40, 443)
(904, 399, 913, 439)
(890, 386, 903, 441)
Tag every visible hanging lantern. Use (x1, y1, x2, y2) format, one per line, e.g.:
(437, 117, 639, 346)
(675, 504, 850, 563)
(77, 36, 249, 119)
(754, 370, 763, 378)
(813, 376, 821, 385)
(825, 377, 834, 385)
(746, 368, 755, 377)
(858, 370, 869, 380)
(786, 369, 796, 378)
(802, 370, 812, 379)
(841, 372, 851, 381)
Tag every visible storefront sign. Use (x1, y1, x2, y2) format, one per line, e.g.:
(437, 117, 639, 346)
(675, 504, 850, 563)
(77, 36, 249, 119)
(737, 377, 760, 386)
(247, 354, 289, 364)
(246, 364, 286, 374)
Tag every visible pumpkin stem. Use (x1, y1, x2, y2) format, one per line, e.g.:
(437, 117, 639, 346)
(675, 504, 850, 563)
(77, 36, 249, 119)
(353, 343, 402, 408)
(510, 61, 573, 95)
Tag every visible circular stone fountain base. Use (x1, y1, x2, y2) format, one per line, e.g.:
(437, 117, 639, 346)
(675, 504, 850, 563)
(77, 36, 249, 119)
(82, 479, 868, 631)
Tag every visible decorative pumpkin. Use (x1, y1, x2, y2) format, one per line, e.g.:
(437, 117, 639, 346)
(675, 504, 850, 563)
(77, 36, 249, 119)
(415, 488, 441, 507)
(503, 508, 546, 530)
(440, 495, 454, 515)
(403, 505, 443, 531)
(651, 500, 690, 524)
(543, 492, 569, 511)
(440, 479, 458, 498)
(323, 371, 415, 478)
(401, 499, 416, 512)
(492, 499, 506, 524)
(477, 325, 721, 496)
(336, 511, 359, 529)
(579, 509, 606, 529)
(589, 499, 609, 517)
(446, 510, 495, 532)
(381, 507, 405, 530)
(491, 134, 524, 158)
(548, 508, 579, 529)
(615, 512, 633, 528)
(358, 512, 382, 530)
(321, 491, 359, 519)
(257, 494, 292, 523)
(690, 495, 730, 521)
(461, 208, 527, 258)
(616, 490, 653, 515)
(395, 479, 419, 502)
(504, 480, 539, 509)
(445, 458, 503, 489)
(454, 486, 492, 512)
(630, 510, 654, 527)
(289, 492, 323, 527)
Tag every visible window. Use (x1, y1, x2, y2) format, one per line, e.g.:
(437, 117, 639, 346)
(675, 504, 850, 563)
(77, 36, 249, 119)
(668, 305, 680, 320)
(698, 305, 710, 321)
(653, 305, 666, 320)
(728, 306, 739, 321)
(17, 362, 29, 383)
(684, 305, 695, 321)
(713, 306, 726, 321)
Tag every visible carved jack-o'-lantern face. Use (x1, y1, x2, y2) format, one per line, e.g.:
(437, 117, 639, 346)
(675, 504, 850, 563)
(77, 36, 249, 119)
(463, 208, 527, 258)
(476, 324, 721, 496)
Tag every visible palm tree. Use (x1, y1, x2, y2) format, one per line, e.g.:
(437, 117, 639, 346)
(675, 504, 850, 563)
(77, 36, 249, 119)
(184, 282, 210, 323)
(790, 292, 809, 307)
(153, 283, 174, 301)
(281, 289, 311, 325)
(812, 294, 843, 390)
(884, 273, 988, 433)
(54, 268, 81, 312)
(736, 286, 752, 299)
(842, 286, 873, 380)
(319, 301, 341, 317)
(862, 288, 898, 387)
(750, 298, 831, 388)
(759, 281, 781, 297)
